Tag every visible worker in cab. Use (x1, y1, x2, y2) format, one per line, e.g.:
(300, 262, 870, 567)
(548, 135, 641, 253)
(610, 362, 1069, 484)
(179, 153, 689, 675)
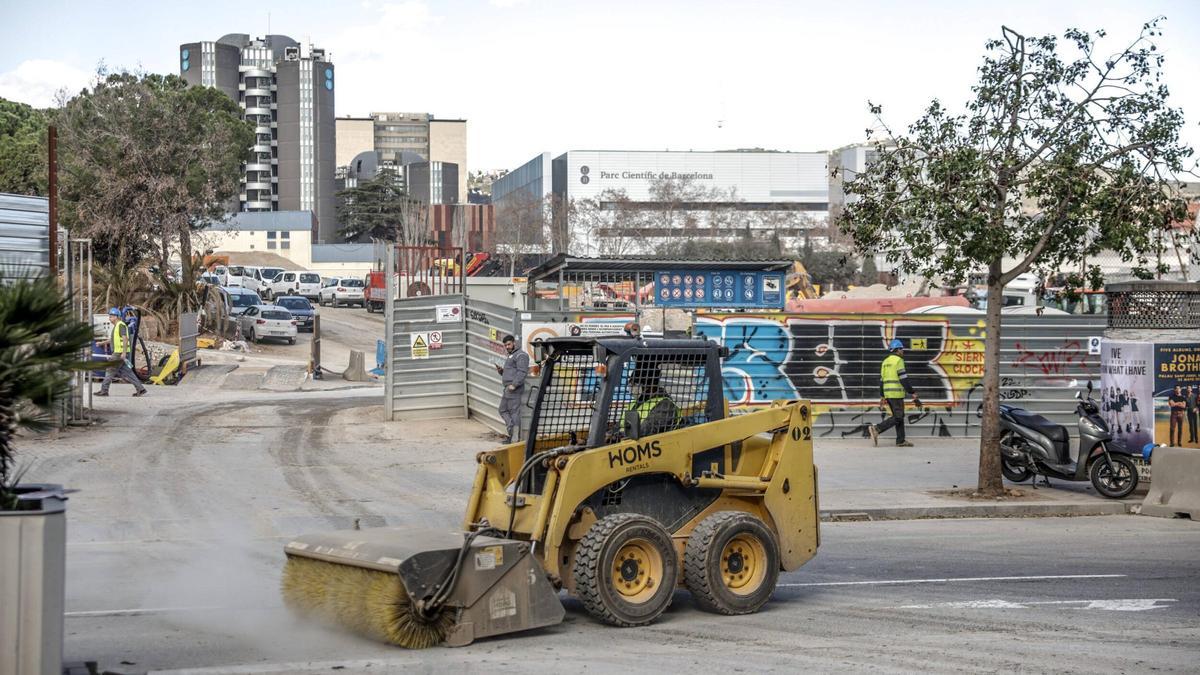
(623, 365, 677, 439)
(868, 339, 919, 447)
(97, 307, 147, 397)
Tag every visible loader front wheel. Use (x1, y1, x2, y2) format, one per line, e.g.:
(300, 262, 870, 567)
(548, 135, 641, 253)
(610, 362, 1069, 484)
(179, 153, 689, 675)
(684, 511, 779, 615)
(573, 513, 677, 627)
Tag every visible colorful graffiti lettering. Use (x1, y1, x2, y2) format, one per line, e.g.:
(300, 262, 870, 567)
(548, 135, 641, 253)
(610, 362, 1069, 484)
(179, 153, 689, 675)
(696, 315, 985, 406)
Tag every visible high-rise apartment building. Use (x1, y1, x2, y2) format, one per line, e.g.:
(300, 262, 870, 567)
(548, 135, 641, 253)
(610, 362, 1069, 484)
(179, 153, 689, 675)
(179, 34, 338, 242)
(368, 112, 467, 203)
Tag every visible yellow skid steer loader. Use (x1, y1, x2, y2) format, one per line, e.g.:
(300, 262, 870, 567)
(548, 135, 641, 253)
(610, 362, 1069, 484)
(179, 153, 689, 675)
(282, 336, 819, 647)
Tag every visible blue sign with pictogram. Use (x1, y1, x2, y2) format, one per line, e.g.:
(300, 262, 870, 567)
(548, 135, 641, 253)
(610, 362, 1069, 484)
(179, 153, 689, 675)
(655, 270, 785, 309)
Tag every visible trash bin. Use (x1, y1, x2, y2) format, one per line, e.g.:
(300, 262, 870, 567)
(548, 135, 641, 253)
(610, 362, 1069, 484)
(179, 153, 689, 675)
(0, 484, 67, 675)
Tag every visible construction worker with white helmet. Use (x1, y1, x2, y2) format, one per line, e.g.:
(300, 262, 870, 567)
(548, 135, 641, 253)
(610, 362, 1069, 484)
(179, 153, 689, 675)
(868, 338, 919, 447)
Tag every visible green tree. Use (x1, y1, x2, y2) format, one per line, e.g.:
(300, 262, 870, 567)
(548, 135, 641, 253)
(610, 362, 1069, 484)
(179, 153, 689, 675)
(0, 98, 49, 196)
(799, 246, 859, 291)
(55, 72, 253, 295)
(839, 21, 1194, 494)
(336, 168, 430, 244)
(0, 274, 93, 508)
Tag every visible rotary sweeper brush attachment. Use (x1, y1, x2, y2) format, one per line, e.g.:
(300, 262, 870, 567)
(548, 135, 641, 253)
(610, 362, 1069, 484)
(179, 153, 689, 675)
(281, 527, 564, 648)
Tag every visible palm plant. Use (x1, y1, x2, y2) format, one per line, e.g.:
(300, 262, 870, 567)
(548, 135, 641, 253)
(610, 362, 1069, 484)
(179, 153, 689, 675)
(0, 274, 94, 510)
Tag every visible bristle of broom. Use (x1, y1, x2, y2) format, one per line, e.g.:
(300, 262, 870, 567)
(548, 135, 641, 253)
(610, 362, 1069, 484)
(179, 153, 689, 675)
(281, 555, 457, 649)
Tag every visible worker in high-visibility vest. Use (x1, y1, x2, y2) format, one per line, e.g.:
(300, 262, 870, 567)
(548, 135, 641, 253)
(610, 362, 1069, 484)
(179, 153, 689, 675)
(868, 339, 919, 447)
(623, 364, 678, 439)
(97, 307, 147, 397)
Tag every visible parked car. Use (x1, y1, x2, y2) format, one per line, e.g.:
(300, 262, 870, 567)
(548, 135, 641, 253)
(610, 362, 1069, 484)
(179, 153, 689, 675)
(318, 277, 366, 307)
(268, 271, 323, 301)
(275, 295, 316, 332)
(240, 266, 271, 296)
(237, 304, 298, 344)
(221, 286, 263, 317)
(260, 267, 286, 286)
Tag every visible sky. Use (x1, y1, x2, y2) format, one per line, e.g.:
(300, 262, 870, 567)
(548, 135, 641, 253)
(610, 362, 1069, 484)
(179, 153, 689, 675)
(2, 0, 1198, 172)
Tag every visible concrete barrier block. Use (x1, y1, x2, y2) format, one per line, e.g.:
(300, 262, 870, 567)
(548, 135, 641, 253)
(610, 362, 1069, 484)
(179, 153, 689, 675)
(1139, 446, 1200, 519)
(343, 349, 369, 382)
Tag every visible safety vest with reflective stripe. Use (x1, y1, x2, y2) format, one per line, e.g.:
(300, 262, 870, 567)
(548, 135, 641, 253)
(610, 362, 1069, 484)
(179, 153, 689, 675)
(111, 320, 129, 354)
(881, 354, 906, 399)
(634, 396, 668, 421)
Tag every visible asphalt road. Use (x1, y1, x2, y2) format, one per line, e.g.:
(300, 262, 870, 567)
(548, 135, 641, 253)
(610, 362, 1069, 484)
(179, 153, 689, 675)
(26, 392, 1200, 674)
(243, 305, 384, 372)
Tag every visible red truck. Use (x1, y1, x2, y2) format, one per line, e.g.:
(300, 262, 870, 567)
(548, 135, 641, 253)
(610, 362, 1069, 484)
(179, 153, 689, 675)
(364, 271, 388, 313)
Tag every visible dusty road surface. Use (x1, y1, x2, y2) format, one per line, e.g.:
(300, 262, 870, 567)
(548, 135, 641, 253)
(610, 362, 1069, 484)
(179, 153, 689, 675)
(23, 389, 1200, 674)
(235, 304, 384, 373)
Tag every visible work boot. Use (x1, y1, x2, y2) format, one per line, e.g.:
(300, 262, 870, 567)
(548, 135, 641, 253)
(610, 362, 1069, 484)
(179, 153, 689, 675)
(868, 425, 879, 446)
(896, 441, 914, 448)
(95, 391, 109, 397)
(133, 389, 148, 397)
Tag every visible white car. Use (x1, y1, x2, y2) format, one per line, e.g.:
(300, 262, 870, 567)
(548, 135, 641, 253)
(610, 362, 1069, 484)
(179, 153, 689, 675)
(318, 277, 366, 307)
(237, 304, 298, 344)
(267, 271, 323, 301)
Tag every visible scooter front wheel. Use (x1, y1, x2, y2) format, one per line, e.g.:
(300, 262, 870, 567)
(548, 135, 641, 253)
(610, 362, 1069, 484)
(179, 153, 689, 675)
(1089, 455, 1138, 499)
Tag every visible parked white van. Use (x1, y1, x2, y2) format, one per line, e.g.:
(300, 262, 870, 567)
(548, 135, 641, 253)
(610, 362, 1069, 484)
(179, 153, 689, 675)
(267, 271, 322, 301)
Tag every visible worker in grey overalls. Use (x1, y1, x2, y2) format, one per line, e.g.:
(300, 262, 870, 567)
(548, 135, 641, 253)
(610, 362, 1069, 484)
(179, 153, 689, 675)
(495, 334, 529, 442)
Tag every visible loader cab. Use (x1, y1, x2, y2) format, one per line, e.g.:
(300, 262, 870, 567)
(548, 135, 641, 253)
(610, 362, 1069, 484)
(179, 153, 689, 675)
(524, 337, 728, 460)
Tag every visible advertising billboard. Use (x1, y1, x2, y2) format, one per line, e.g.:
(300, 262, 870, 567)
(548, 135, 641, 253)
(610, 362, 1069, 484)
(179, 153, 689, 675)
(1099, 340, 1154, 451)
(1153, 343, 1200, 448)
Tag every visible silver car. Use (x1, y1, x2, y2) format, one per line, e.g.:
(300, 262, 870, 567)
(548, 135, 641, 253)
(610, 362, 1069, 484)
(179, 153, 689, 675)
(237, 304, 298, 344)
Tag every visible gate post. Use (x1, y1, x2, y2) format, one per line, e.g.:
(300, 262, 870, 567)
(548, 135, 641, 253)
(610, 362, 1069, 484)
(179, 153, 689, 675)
(384, 244, 396, 421)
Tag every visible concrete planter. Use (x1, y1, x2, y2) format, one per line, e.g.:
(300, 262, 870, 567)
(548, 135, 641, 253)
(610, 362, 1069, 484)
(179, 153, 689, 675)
(0, 484, 67, 675)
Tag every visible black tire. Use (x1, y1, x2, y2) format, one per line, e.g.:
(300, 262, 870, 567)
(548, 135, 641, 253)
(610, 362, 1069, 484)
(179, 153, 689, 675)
(1001, 459, 1032, 482)
(573, 513, 678, 627)
(684, 512, 780, 615)
(288, 337, 296, 345)
(1000, 432, 1033, 482)
(1090, 454, 1139, 499)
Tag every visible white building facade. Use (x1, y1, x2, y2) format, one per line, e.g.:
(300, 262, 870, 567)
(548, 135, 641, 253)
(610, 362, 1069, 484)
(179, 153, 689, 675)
(493, 150, 828, 255)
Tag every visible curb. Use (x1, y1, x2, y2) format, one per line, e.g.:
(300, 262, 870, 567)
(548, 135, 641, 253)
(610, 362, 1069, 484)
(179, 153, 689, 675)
(820, 501, 1136, 522)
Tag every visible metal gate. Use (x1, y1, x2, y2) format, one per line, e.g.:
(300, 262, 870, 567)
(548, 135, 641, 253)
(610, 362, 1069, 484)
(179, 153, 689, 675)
(384, 279, 467, 421)
(0, 193, 50, 275)
(463, 299, 519, 434)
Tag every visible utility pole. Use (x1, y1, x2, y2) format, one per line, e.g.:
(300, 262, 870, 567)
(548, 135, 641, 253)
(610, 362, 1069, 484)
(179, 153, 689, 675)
(48, 125, 58, 278)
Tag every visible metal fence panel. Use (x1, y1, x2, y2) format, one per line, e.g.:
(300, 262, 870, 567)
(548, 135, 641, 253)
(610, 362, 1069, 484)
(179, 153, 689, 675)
(388, 293, 467, 421)
(0, 193, 50, 275)
(463, 299, 519, 434)
(179, 311, 199, 369)
(696, 312, 1106, 439)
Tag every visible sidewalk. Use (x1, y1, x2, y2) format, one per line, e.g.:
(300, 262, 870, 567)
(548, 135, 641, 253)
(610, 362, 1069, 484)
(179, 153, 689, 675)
(815, 437, 1144, 521)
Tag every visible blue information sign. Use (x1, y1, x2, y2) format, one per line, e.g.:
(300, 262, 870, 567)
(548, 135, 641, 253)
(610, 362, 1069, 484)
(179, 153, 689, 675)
(655, 270, 785, 309)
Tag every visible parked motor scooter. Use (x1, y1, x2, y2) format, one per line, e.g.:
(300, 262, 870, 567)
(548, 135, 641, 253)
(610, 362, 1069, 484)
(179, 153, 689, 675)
(998, 381, 1140, 499)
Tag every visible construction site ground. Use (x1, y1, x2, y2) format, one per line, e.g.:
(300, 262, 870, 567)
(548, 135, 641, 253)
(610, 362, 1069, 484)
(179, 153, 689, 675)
(22, 351, 1200, 673)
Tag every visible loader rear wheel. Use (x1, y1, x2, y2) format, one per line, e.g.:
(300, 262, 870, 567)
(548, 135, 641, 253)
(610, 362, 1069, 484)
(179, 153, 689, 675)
(684, 511, 779, 615)
(573, 513, 677, 627)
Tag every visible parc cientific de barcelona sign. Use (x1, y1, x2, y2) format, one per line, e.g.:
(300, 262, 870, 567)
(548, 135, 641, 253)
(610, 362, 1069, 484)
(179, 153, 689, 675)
(579, 165, 714, 185)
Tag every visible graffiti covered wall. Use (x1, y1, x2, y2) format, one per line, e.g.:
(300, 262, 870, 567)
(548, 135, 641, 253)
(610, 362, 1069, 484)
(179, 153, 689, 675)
(697, 313, 1105, 439)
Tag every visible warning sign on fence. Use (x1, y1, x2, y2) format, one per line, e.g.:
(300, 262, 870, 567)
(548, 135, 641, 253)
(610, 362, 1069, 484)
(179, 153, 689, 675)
(410, 332, 430, 359)
(430, 331, 443, 350)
